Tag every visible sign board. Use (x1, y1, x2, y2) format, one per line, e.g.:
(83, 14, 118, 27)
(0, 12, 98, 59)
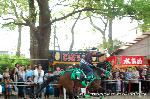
(121, 56, 144, 65)
(49, 50, 99, 63)
(107, 56, 147, 66)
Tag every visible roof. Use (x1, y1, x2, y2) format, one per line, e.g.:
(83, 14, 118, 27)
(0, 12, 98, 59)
(111, 31, 150, 55)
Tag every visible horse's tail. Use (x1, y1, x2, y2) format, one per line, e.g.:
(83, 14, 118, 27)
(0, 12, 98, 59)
(32, 75, 59, 98)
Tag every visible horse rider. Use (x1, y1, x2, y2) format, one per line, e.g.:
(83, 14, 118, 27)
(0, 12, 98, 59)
(79, 51, 94, 82)
(96, 52, 112, 80)
(96, 52, 112, 92)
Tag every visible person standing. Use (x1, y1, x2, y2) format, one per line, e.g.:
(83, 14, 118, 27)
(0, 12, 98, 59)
(130, 68, 139, 92)
(25, 65, 34, 81)
(33, 65, 38, 84)
(3, 67, 11, 99)
(145, 67, 150, 93)
(53, 67, 61, 98)
(18, 66, 26, 98)
(25, 76, 34, 99)
(36, 64, 44, 98)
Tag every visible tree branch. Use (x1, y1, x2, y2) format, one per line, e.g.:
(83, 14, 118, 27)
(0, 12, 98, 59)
(89, 17, 104, 34)
(69, 12, 81, 51)
(79, 16, 88, 20)
(21, 14, 38, 31)
(51, 7, 100, 24)
(3, 18, 16, 21)
(50, 0, 74, 10)
(2, 17, 28, 26)
(10, 0, 19, 19)
(2, 22, 28, 26)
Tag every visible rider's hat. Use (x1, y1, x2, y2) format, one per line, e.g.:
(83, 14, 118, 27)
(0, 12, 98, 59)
(86, 47, 98, 56)
(95, 52, 105, 57)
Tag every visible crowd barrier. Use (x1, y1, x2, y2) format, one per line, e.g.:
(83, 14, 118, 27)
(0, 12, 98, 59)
(0, 79, 149, 99)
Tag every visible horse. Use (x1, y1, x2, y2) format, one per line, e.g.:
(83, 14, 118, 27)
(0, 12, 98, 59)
(33, 67, 104, 99)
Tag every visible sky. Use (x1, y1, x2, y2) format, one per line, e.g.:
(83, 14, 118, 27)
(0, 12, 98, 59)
(0, 17, 140, 57)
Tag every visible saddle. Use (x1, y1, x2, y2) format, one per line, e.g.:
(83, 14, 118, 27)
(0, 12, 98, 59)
(60, 68, 96, 86)
(71, 68, 85, 80)
(71, 68, 96, 86)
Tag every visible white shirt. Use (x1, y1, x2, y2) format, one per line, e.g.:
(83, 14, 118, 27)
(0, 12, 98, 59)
(33, 69, 38, 83)
(37, 70, 44, 84)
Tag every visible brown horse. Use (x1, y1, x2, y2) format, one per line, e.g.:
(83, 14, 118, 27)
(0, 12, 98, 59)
(57, 70, 102, 99)
(33, 67, 103, 99)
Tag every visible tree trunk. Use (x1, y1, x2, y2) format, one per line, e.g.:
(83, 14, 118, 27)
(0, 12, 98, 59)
(36, 0, 51, 70)
(69, 13, 81, 51)
(16, 25, 22, 57)
(108, 19, 113, 54)
(102, 35, 107, 49)
(28, 1, 92, 70)
(69, 29, 74, 51)
(29, 0, 38, 65)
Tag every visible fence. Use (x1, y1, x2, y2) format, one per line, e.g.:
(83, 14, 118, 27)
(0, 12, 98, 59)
(0, 79, 150, 99)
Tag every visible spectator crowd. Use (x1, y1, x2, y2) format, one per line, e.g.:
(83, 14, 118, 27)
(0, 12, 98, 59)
(105, 66, 150, 94)
(0, 63, 150, 99)
(0, 63, 46, 99)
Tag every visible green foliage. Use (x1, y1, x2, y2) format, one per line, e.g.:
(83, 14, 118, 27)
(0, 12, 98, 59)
(10, 55, 30, 66)
(0, 55, 12, 73)
(125, 0, 150, 31)
(113, 39, 126, 50)
(0, 54, 30, 74)
(77, 0, 126, 19)
(1, 23, 16, 30)
(0, 0, 29, 30)
(97, 39, 125, 53)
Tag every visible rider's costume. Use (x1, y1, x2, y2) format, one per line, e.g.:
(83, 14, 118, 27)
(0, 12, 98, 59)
(79, 52, 94, 81)
(80, 58, 93, 77)
(97, 60, 112, 79)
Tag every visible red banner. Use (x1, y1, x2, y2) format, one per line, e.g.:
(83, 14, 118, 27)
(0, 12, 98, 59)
(107, 56, 145, 65)
(121, 56, 144, 65)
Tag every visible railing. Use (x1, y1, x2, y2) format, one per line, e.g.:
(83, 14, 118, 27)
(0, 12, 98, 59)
(0, 79, 150, 99)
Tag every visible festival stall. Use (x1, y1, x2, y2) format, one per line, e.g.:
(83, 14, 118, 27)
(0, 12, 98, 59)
(107, 55, 149, 69)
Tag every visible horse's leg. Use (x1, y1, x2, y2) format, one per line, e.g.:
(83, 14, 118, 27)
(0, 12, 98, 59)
(73, 86, 79, 99)
(33, 76, 56, 98)
(65, 86, 76, 99)
(68, 93, 74, 99)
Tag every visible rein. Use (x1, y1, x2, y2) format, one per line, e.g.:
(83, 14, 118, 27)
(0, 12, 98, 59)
(92, 65, 111, 78)
(94, 65, 110, 74)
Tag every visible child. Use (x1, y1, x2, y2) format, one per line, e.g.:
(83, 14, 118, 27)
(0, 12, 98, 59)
(25, 76, 34, 99)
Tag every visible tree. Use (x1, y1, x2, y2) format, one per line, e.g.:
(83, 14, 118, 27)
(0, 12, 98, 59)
(0, 55, 29, 73)
(1, 0, 28, 57)
(97, 39, 125, 53)
(0, 0, 98, 70)
(69, 12, 81, 51)
(124, 0, 150, 31)
(89, 16, 108, 49)
(78, 0, 126, 53)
